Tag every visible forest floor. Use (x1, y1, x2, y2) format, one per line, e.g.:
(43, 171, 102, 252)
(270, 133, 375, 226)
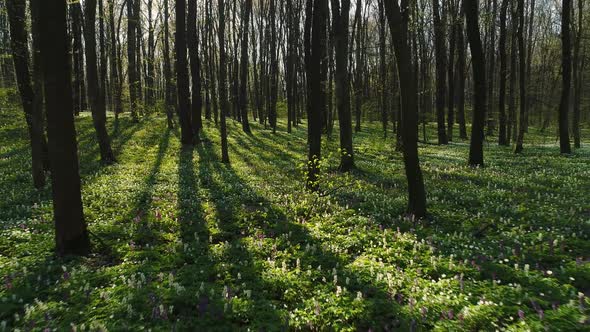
(1, 103, 590, 330)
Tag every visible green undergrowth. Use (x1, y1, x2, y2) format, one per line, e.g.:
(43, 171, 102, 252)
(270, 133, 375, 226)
(0, 103, 589, 331)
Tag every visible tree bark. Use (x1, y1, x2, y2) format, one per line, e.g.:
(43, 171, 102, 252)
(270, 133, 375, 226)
(465, 0, 487, 166)
(176, 0, 194, 146)
(514, 0, 526, 153)
(219, 0, 230, 163)
(188, 0, 203, 138)
(35, 0, 90, 255)
(498, 0, 509, 145)
(240, 0, 253, 134)
(84, 0, 115, 164)
(558, 0, 572, 154)
(331, 0, 354, 171)
(7, 0, 46, 188)
(127, 0, 139, 121)
(433, 0, 448, 145)
(163, 0, 174, 128)
(384, 0, 427, 218)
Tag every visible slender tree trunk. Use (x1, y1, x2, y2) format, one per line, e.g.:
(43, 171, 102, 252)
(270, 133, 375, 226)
(219, 0, 230, 163)
(240, 0, 253, 134)
(456, 13, 468, 140)
(353, 0, 362, 132)
(176, 0, 194, 146)
(84, 0, 115, 164)
(304, 0, 327, 191)
(486, 0, 497, 136)
(572, 0, 583, 148)
(514, 0, 526, 153)
(384, 0, 427, 218)
(7, 0, 46, 188)
(188, 0, 203, 139)
(331, 0, 354, 171)
(498, 0, 509, 145)
(163, 0, 174, 128)
(465, 0, 487, 166)
(558, 0, 572, 154)
(508, 0, 517, 144)
(70, 3, 85, 115)
(378, 0, 388, 138)
(127, 0, 139, 121)
(433, 0, 448, 145)
(108, 0, 122, 119)
(35, 0, 90, 255)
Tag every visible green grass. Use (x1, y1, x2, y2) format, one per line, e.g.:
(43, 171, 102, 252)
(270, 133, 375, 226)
(1, 101, 589, 331)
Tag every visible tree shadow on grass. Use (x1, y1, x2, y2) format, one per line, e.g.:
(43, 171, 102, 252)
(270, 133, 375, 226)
(179, 137, 413, 330)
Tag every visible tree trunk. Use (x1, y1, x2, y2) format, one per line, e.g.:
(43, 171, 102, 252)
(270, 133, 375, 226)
(70, 3, 85, 115)
(240, 0, 253, 133)
(35, 0, 90, 255)
(127, 0, 139, 121)
(304, 0, 327, 191)
(108, 0, 123, 119)
(331, 0, 354, 171)
(7, 0, 46, 188)
(498, 0, 509, 145)
(188, 0, 203, 138)
(176, 0, 194, 146)
(433, 0, 448, 145)
(384, 0, 427, 218)
(465, 0, 487, 166)
(456, 12, 468, 140)
(163, 0, 174, 128)
(572, 0, 583, 148)
(218, 0, 230, 163)
(378, 0, 388, 138)
(514, 0, 526, 153)
(558, 0, 572, 154)
(84, 0, 115, 164)
(507, 0, 517, 144)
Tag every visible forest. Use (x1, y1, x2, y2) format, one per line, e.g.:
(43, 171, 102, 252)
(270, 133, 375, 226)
(0, 0, 589, 330)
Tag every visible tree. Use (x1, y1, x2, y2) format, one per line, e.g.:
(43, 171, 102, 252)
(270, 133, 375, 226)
(498, 0, 509, 146)
(70, 2, 85, 116)
(377, 0, 388, 138)
(465, 0, 487, 166)
(188, 0, 203, 138)
(163, 0, 174, 128)
(571, 0, 583, 149)
(218, 0, 230, 163)
(433, 0, 448, 145)
(239, 0, 253, 134)
(127, 0, 139, 121)
(557, 0, 572, 154)
(176, 0, 195, 146)
(84, 0, 115, 164)
(6, 0, 46, 189)
(107, 0, 122, 119)
(34, 0, 90, 255)
(383, 0, 427, 218)
(447, 0, 458, 142)
(455, 10, 468, 140)
(331, 0, 354, 171)
(513, 0, 526, 153)
(304, 0, 327, 191)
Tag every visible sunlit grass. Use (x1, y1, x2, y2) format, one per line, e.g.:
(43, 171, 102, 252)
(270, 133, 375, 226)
(0, 102, 589, 330)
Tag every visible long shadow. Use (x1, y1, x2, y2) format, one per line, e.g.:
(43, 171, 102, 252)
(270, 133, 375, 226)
(187, 138, 412, 330)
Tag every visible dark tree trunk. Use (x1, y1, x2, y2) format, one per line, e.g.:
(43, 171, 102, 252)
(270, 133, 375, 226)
(465, 0, 487, 166)
(99, 0, 108, 112)
(447, 0, 457, 142)
(269, 0, 279, 133)
(127, 0, 139, 121)
(558, 0, 572, 154)
(7, 0, 46, 188)
(219, 0, 230, 163)
(353, 0, 362, 132)
(331, 0, 354, 171)
(70, 2, 85, 115)
(384, 0, 427, 218)
(163, 0, 174, 128)
(108, 0, 123, 119)
(507, 0, 517, 144)
(378, 0, 388, 138)
(146, 0, 156, 106)
(572, 0, 583, 148)
(84, 0, 115, 164)
(35, 0, 90, 255)
(176, 0, 194, 146)
(188, 0, 202, 139)
(514, 0, 526, 153)
(240, 0, 253, 134)
(304, 0, 327, 191)
(486, 0, 497, 136)
(456, 12, 468, 140)
(498, 0, 509, 146)
(433, 0, 448, 145)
